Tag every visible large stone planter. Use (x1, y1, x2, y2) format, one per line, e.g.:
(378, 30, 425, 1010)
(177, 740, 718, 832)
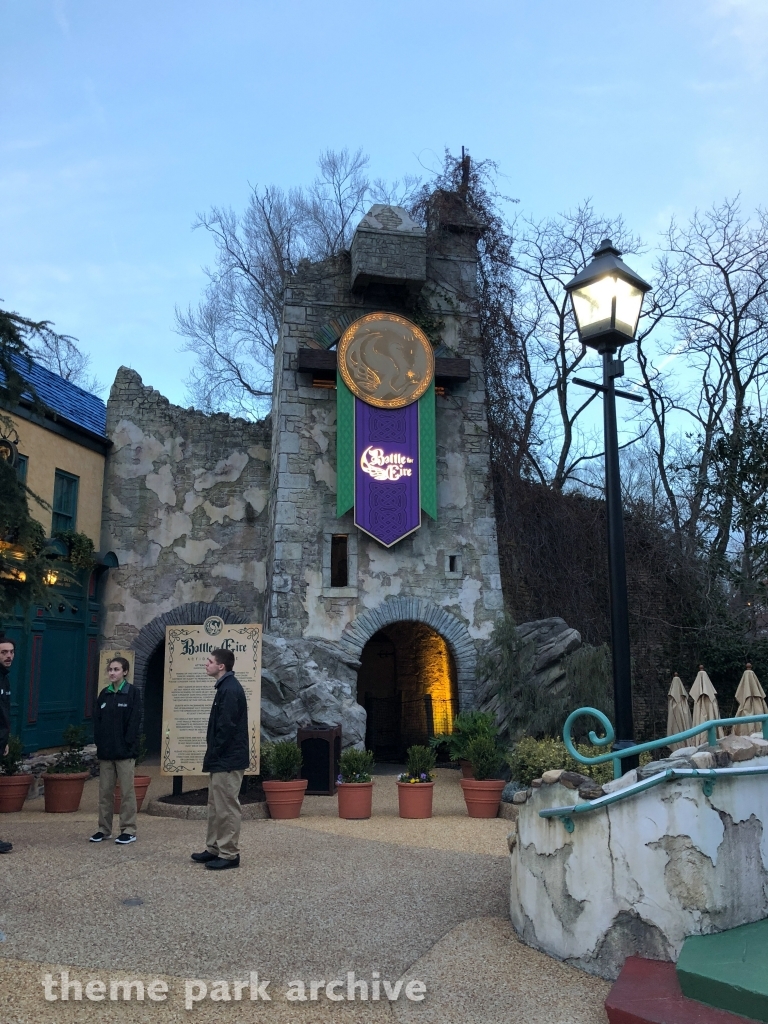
(42, 772, 90, 813)
(510, 757, 768, 979)
(0, 774, 33, 812)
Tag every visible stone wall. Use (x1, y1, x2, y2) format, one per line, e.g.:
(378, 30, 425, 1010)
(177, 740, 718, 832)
(510, 748, 768, 979)
(100, 368, 271, 650)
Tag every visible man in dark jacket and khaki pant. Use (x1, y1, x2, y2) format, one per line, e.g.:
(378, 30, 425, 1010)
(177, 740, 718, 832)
(191, 648, 249, 871)
(91, 657, 142, 845)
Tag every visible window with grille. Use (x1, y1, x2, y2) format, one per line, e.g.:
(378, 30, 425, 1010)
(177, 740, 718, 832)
(52, 470, 79, 532)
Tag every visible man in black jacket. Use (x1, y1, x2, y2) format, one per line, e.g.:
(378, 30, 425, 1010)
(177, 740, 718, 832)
(191, 648, 249, 870)
(0, 637, 16, 853)
(91, 657, 142, 845)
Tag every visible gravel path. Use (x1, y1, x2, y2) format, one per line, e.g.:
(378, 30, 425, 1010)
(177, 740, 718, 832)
(0, 769, 608, 1023)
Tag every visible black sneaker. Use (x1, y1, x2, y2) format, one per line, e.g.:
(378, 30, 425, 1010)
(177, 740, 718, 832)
(89, 832, 109, 843)
(191, 850, 218, 863)
(115, 833, 137, 845)
(205, 855, 240, 870)
(0, 840, 12, 854)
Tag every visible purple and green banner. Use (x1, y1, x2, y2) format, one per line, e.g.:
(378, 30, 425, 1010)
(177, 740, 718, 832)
(337, 374, 436, 548)
(354, 399, 420, 546)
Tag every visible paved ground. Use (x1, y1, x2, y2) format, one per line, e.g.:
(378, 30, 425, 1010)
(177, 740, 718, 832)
(0, 768, 609, 1024)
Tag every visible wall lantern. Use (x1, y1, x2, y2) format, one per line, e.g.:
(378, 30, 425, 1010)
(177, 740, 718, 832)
(565, 239, 651, 352)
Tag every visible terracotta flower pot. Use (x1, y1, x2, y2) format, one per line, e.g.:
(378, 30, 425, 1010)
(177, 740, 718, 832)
(460, 778, 506, 818)
(0, 774, 33, 813)
(459, 759, 475, 779)
(43, 771, 90, 813)
(113, 775, 152, 813)
(337, 781, 373, 819)
(397, 781, 435, 819)
(263, 779, 308, 819)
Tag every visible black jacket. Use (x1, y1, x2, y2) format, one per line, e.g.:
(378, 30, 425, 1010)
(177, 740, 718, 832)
(93, 682, 142, 761)
(203, 671, 249, 773)
(0, 663, 10, 752)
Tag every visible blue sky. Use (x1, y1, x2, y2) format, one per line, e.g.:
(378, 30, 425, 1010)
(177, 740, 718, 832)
(1, 0, 766, 406)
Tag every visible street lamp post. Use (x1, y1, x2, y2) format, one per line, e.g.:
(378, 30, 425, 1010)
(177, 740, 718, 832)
(565, 239, 651, 774)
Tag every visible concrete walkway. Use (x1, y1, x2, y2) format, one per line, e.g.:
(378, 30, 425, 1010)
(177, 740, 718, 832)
(0, 769, 609, 1024)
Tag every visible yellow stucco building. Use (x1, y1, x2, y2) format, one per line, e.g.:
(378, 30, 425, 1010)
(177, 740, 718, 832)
(1, 356, 112, 752)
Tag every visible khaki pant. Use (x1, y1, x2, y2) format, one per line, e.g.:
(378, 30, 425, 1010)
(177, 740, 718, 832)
(205, 770, 244, 860)
(98, 759, 137, 837)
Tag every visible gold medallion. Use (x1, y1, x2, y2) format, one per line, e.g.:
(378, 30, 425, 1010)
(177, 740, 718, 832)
(337, 313, 434, 409)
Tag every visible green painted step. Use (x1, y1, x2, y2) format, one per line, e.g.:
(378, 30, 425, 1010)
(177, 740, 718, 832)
(677, 918, 768, 1023)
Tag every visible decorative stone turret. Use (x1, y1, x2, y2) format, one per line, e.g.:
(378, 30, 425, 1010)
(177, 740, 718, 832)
(350, 204, 426, 295)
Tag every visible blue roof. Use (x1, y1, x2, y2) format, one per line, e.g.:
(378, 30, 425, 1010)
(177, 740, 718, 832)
(10, 353, 108, 439)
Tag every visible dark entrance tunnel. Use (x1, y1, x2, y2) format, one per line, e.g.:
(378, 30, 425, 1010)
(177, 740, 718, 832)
(143, 641, 165, 754)
(358, 621, 458, 760)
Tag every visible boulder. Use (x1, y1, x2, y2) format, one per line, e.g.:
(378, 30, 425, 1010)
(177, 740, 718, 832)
(259, 634, 366, 749)
(541, 769, 564, 785)
(578, 783, 605, 801)
(559, 770, 591, 790)
(718, 735, 757, 762)
(477, 616, 583, 745)
(690, 751, 716, 769)
(602, 769, 637, 794)
(637, 757, 692, 780)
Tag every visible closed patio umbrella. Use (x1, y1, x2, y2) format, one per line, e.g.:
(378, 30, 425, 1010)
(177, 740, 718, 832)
(733, 663, 768, 737)
(690, 665, 724, 743)
(666, 674, 692, 749)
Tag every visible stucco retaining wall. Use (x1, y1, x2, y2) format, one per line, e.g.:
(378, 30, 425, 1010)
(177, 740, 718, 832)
(510, 760, 768, 979)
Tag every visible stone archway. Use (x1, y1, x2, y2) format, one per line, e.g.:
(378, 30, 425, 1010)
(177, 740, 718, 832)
(338, 597, 478, 709)
(133, 602, 247, 751)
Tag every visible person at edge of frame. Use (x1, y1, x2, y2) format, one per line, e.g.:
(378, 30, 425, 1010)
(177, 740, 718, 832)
(191, 647, 249, 871)
(0, 636, 16, 853)
(90, 656, 142, 845)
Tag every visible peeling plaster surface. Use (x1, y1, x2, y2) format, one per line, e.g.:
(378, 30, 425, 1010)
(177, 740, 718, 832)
(242, 487, 268, 515)
(301, 569, 356, 639)
(145, 463, 176, 505)
(193, 451, 249, 491)
(510, 763, 768, 979)
(312, 457, 336, 490)
(438, 451, 468, 509)
(173, 538, 221, 565)
(101, 369, 270, 644)
(203, 498, 246, 524)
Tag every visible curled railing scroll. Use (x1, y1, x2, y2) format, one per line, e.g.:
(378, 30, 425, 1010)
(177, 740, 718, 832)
(562, 706, 768, 781)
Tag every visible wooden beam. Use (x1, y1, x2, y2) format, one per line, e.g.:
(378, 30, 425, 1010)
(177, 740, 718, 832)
(297, 348, 471, 384)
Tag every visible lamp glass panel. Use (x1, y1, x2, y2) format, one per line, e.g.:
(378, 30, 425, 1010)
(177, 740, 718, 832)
(613, 276, 644, 336)
(571, 274, 644, 340)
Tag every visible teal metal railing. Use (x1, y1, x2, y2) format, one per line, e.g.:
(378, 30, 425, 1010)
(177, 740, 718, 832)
(533, 707, 768, 832)
(562, 706, 768, 780)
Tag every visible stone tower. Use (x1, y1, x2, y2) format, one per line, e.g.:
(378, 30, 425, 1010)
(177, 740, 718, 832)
(264, 195, 503, 721)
